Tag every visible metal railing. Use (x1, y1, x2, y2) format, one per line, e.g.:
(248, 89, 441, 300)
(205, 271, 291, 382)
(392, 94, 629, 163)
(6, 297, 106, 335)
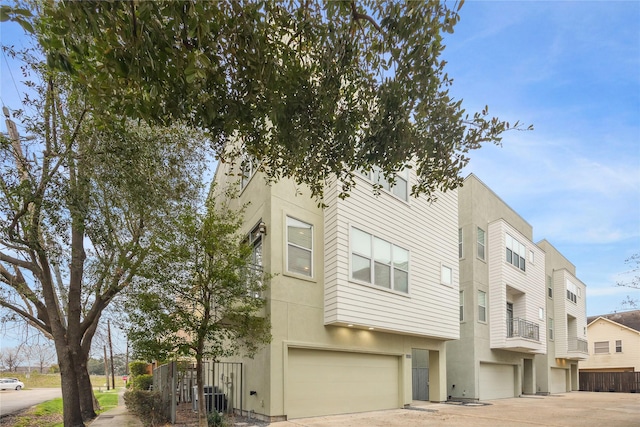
(569, 337, 588, 353)
(507, 318, 540, 341)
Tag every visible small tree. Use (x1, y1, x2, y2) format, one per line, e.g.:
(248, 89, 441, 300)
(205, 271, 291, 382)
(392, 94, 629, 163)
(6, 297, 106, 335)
(127, 190, 271, 427)
(618, 254, 639, 309)
(1, 347, 23, 372)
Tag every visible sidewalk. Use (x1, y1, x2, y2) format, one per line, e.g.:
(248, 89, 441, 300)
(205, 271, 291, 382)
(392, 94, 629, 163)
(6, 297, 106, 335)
(89, 389, 143, 427)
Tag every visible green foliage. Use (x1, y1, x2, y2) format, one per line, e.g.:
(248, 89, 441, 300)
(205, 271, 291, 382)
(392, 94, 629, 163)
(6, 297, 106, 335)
(123, 390, 168, 427)
(131, 374, 153, 391)
(127, 189, 271, 364)
(29, 0, 530, 202)
(208, 411, 228, 427)
(129, 361, 150, 377)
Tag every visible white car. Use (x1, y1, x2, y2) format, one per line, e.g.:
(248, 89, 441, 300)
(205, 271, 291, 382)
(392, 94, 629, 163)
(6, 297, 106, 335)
(0, 378, 24, 390)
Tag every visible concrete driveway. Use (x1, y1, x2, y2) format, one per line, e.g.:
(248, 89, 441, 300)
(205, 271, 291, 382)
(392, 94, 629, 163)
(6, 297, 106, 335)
(270, 392, 640, 427)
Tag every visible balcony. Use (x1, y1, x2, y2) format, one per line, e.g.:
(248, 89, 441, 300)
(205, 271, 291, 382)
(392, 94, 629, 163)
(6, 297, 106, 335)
(566, 337, 589, 360)
(493, 317, 545, 354)
(507, 318, 540, 341)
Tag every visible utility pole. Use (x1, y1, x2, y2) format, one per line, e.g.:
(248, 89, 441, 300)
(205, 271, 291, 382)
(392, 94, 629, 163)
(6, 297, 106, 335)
(103, 345, 110, 391)
(108, 320, 116, 389)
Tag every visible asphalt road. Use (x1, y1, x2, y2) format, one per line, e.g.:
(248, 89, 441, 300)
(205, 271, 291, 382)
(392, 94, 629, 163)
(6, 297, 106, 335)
(0, 388, 62, 416)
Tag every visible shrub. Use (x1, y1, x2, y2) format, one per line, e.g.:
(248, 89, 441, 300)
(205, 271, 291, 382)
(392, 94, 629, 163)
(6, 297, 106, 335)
(124, 389, 168, 427)
(131, 374, 153, 391)
(129, 361, 150, 377)
(208, 411, 229, 427)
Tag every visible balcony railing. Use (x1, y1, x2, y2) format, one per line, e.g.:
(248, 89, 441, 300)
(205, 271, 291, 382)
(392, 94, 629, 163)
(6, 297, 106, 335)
(569, 337, 588, 353)
(507, 318, 540, 341)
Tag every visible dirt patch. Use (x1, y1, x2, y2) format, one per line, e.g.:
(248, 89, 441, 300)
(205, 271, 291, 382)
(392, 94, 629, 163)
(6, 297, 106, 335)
(0, 407, 62, 427)
(168, 403, 269, 427)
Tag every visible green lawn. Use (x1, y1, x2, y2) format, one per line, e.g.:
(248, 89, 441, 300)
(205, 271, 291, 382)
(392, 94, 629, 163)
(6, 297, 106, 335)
(8, 389, 121, 427)
(1, 372, 126, 389)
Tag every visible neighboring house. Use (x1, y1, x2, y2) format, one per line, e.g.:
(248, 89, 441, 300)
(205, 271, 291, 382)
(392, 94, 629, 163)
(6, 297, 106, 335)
(212, 159, 460, 421)
(534, 240, 588, 394)
(448, 174, 588, 400)
(448, 174, 547, 401)
(579, 310, 640, 372)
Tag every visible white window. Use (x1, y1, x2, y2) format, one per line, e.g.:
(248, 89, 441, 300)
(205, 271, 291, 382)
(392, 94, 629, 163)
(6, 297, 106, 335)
(351, 227, 409, 293)
(548, 317, 554, 340)
(286, 217, 313, 277)
(477, 227, 485, 260)
(359, 166, 408, 201)
(566, 280, 578, 303)
(441, 265, 452, 286)
(594, 341, 609, 354)
(505, 233, 526, 271)
(539, 307, 544, 320)
(548, 276, 553, 298)
(458, 228, 463, 259)
(246, 221, 264, 297)
(616, 340, 622, 353)
(478, 290, 487, 322)
(529, 250, 535, 264)
(459, 291, 464, 322)
(240, 154, 257, 189)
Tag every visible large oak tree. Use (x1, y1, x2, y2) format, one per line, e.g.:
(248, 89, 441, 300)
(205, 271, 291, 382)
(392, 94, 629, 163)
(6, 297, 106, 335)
(36, 0, 530, 201)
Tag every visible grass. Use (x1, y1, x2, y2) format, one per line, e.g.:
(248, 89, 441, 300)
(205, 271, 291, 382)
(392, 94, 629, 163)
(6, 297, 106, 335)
(0, 372, 127, 389)
(6, 389, 121, 427)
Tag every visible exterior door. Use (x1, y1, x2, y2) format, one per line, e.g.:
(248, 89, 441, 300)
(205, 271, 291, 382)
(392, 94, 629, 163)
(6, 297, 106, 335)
(411, 349, 429, 401)
(507, 302, 514, 337)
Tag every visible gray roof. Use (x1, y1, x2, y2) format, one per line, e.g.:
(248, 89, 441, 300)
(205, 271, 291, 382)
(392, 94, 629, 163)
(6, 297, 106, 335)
(587, 310, 640, 332)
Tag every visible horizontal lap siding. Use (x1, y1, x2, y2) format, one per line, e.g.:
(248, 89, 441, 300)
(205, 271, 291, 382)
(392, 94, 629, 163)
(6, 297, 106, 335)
(324, 175, 459, 340)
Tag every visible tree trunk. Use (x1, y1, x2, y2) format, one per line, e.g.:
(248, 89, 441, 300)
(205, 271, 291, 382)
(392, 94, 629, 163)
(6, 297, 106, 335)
(74, 348, 98, 421)
(57, 345, 85, 427)
(196, 354, 207, 427)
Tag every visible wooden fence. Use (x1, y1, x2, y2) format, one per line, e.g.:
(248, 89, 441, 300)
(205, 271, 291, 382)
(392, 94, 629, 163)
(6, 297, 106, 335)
(579, 371, 640, 393)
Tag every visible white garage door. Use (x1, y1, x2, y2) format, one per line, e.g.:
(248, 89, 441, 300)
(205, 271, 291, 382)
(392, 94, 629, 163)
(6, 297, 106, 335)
(479, 363, 515, 400)
(287, 348, 400, 419)
(550, 368, 567, 393)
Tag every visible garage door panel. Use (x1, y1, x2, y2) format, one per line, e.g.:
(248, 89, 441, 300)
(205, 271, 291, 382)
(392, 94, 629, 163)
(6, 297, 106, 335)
(288, 348, 399, 419)
(479, 363, 515, 400)
(550, 368, 566, 393)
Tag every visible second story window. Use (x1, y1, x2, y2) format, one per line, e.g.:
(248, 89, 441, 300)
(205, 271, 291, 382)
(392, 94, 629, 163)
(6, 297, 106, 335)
(594, 341, 609, 354)
(458, 228, 463, 258)
(566, 280, 578, 303)
(616, 340, 622, 353)
(478, 290, 487, 322)
(286, 217, 313, 277)
(477, 227, 486, 260)
(506, 234, 526, 271)
(351, 227, 409, 293)
(459, 291, 464, 322)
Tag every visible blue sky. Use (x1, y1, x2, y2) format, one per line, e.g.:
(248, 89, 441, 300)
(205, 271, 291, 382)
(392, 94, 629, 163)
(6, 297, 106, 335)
(442, 0, 640, 315)
(1, 0, 639, 353)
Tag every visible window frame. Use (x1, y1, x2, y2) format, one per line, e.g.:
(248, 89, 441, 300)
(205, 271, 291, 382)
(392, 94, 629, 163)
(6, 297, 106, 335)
(459, 290, 465, 322)
(458, 228, 463, 259)
(505, 233, 526, 271)
(286, 216, 313, 278)
(594, 341, 609, 354)
(548, 317, 554, 340)
(566, 280, 578, 304)
(477, 227, 486, 261)
(350, 226, 410, 293)
(615, 340, 622, 353)
(240, 154, 257, 190)
(441, 264, 453, 287)
(478, 290, 487, 323)
(359, 166, 409, 202)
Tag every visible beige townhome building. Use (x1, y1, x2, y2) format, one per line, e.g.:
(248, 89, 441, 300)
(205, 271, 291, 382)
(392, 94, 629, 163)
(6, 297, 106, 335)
(534, 240, 589, 393)
(448, 174, 588, 401)
(212, 159, 460, 421)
